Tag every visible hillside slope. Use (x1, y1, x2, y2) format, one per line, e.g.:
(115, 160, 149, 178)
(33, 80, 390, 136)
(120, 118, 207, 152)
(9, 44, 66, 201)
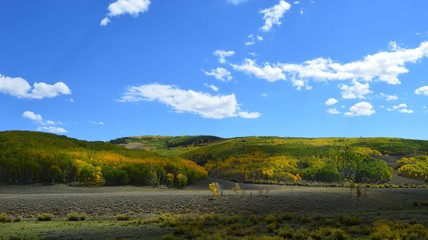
(0, 131, 207, 186)
(116, 136, 428, 184)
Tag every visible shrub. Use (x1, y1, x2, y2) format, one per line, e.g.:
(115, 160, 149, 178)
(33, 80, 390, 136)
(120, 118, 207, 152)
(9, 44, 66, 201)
(37, 213, 53, 221)
(12, 216, 21, 223)
(209, 182, 221, 198)
(266, 222, 279, 232)
(0, 213, 12, 222)
(338, 215, 362, 226)
(162, 234, 176, 240)
(265, 214, 278, 224)
(116, 214, 130, 221)
(277, 226, 294, 238)
(66, 212, 86, 221)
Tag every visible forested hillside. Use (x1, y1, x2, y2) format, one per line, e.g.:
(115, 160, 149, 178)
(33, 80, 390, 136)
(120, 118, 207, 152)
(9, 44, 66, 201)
(117, 136, 428, 184)
(0, 131, 207, 186)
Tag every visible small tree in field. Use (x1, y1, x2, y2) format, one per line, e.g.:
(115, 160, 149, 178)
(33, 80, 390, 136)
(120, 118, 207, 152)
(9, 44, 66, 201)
(209, 182, 221, 198)
(232, 182, 241, 195)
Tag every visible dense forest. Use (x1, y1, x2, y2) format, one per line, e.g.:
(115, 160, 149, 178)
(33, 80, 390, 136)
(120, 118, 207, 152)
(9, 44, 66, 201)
(1, 131, 428, 187)
(0, 131, 207, 186)
(115, 136, 428, 184)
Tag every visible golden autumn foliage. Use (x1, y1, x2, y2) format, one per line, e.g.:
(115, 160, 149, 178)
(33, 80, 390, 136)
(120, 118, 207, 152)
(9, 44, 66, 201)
(0, 131, 207, 186)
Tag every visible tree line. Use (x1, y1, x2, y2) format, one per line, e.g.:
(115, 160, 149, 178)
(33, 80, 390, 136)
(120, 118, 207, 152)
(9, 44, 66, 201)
(0, 131, 207, 186)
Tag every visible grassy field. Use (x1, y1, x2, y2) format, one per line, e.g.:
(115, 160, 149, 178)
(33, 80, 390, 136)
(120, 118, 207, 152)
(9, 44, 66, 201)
(1, 180, 427, 239)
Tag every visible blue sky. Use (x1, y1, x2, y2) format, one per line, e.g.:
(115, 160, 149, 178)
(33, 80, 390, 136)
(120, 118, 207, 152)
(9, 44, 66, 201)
(1, 0, 428, 141)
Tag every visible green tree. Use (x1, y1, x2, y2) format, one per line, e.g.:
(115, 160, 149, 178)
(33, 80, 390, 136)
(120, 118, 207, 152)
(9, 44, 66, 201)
(48, 165, 62, 184)
(176, 172, 188, 188)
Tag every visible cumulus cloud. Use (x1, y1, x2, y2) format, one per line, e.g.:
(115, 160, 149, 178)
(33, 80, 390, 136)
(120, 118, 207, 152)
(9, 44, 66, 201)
(387, 103, 414, 114)
(23, 111, 43, 122)
(23, 111, 68, 134)
(380, 93, 398, 101)
(339, 80, 371, 99)
(415, 86, 428, 95)
(232, 42, 428, 86)
(203, 67, 233, 81)
(117, 83, 260, 119)
(260, 0, 292, 32)
(325, 98, 338, 106)
(345, 102, 375, 117)
(0, 74, 71, 99)
(214, 50, 235, 64)
(101, 0, 151, 26)
(231, 59, 285, 82)
(327, 108, 340, 115)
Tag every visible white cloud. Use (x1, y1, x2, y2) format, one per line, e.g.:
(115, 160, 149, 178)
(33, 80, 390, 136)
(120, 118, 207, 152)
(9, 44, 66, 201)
(239, 111, 262, 119)
(117, 83, 260, 119)
(90, 121, 105, 125)
(345, 102, 375, 117)
(23, 111, 68, 133)
(260, 0, 292, 32)
(100, 0, 151, 26)
(37, 126, 68, 134)
(204, 83, 219, 92)
(387, 103, 414, 114)
(0, 74, 71, 99)
(415, 86, 428, 95)
(23, 111, 43, 122)
(231, 59, 285, 82)
(339, 80, 371, 99)
(380, 93, 398, 101)
(325, 98, 338, 106)
(203, 67, 233, 81)
(234, 42, 428, 86)
(327, 108, 340, 115)
(214, 50, 235, 64)
(227, 0, 248, 5)
(245, 35, 264, 46)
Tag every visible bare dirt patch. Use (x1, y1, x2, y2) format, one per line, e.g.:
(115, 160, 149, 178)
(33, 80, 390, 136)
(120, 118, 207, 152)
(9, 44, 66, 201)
(1, 181, 426, 219)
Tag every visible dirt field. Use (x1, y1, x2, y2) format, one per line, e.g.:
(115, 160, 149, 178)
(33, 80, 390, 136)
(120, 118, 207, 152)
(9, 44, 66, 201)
(1, 179, 427, 220)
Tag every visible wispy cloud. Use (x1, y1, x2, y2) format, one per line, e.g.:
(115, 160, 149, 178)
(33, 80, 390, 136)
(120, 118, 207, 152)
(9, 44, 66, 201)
(387, 103, 414, 114)
(101, 0, 151, 26)
(0, 74, 71, 99)
(327, 108, 340, 115)
(117, 83, 260, 119)
(231, 59, 285, 82)
(226, 0, 248, 5)
(204, 83, 219, 92)
(260, 0, 292, 32)
(380, 93, 398, 101)
(90, 121, 105, 125)
(345, 102, 375, 117)
(23, 111, 68, 134)
(203, 67, 233, 81)
(214, 50, 235, 64)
